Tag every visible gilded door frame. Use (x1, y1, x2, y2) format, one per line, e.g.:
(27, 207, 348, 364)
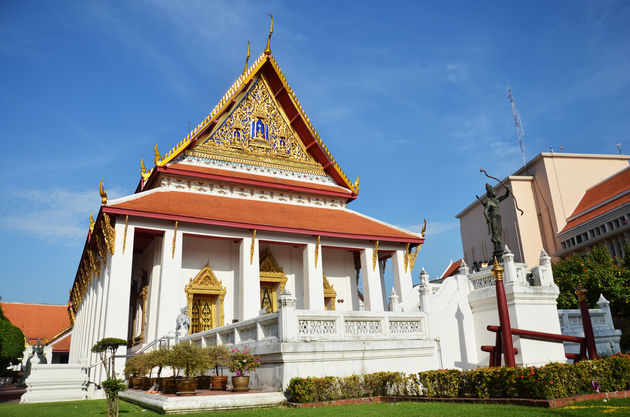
(184, 263, 227, 332)
(323, 274, 337, 311)
(259, 249, 288, 313)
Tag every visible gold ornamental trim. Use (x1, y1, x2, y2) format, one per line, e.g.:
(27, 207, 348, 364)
(315, 236, 320, 269)
(372, 241, 379, 271)
(185, 263, 227, 331)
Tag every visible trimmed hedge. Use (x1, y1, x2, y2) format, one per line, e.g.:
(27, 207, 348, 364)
(286, 354, 630, 402)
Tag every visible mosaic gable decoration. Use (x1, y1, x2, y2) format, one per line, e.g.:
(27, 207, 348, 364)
(190, 76, 323, 174)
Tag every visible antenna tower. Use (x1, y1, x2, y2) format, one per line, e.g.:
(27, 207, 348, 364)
(507, 83, 526, 167)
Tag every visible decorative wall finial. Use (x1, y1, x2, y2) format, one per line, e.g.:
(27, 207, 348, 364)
(89, 213, 95, 232)
(243, 40, 251, 75)
(99, 179, 107, 205)
(140, 158, 146, 175)
(154, 144, 161, 165)
(264, 14, 274, 55)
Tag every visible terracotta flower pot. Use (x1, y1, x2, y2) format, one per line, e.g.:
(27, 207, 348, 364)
(141, 377, 152, 390)
(151, 377, 162, 391)
(231, 376, 250, 392)
(162, 377, 177, 394)
(176, 377, 197, 396)
(196, 375, 211, 390)
(211, 375, 228, 391)
(131, 376, 143, 389)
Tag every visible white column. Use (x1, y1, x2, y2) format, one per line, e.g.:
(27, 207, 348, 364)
(100, 221, 135, 377)
(302, 241, 324, 310)
(146, 237, 164, 341)
(239, 233, 260, 321)
(391, 249, 413, 310)
(360, 247, 384, 311)
(155, 225, 182, 338)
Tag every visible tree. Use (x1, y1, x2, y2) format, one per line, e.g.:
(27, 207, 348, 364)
(0, 300, 25, 373)
(92, 338, 128, 417)
(553, 245, 630, 317)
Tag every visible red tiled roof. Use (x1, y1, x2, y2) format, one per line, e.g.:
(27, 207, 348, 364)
(561, 167, 630, 233)
(1, 302, 71, 351)
(441, 259, 463, 279)
(106, 191, 421, 243)
(163, 163, 354, 196)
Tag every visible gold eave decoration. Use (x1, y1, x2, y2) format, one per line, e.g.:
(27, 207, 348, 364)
(184, 263, 227, 329)
(141, 49, 357, 194)
(259, 248, 288, 292)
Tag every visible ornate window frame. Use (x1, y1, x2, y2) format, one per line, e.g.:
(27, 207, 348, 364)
(259, 249, 288, 313)
(184, 263, 227, 332)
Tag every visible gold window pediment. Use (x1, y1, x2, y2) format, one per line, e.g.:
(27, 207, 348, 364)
(185, 263, 226, 333)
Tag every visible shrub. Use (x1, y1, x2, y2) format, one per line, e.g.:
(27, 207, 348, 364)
(0, 319, 25, 372)
(286, 355, 630, 403)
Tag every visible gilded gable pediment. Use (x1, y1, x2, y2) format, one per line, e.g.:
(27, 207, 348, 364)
(189, 76, 324, 175)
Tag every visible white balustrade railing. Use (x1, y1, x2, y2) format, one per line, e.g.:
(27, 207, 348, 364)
(179, 307, 428, 347)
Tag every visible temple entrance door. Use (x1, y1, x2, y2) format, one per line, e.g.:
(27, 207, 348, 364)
(190, 295, 215, 334)
(184, 263, 227, 334)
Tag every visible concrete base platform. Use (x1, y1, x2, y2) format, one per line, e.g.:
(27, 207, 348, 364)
(120, 389, 286, 414)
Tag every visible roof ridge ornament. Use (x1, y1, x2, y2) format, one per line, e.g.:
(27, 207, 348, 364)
(243, 40, 251, 75)
(264, 14, 273, 55)
(99, 179, 107, 205)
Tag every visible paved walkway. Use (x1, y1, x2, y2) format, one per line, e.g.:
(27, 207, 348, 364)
(0, 384, 26, 403)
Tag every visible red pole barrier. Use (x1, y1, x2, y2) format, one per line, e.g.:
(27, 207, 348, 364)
(576, 283, 598, 360)
(492, 258, 516, 367)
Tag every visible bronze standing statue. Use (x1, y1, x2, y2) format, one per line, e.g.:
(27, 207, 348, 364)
(477, 183, 510, 260)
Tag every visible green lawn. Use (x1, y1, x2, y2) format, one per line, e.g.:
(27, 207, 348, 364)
(1, 398, 629, 417)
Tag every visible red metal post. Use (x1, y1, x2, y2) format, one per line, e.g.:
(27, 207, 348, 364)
(492, 258, 516, 367)
(576, 283, 599, 360)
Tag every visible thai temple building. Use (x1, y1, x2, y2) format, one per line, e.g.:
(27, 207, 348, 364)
(30, 31, 617, 404)
(67, 39, 435, 388)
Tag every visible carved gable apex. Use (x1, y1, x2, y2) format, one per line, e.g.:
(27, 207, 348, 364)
(142, 53, 358, 195)
(190, 76, 323, 176)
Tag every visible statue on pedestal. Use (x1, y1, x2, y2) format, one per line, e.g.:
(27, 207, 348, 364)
(175, 306, 190, 342)
(24, 338, 47, 381)
(477, 183, 510, 260)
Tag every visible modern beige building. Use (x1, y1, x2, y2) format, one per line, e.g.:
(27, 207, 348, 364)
(456, 152, 629, 268)
(557, 166, 630, 259)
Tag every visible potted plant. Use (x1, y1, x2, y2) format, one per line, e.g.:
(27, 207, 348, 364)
(148, 348, 169, 392)
(123, 355, 143, 389)
(138, 354, 153, 390)
(228, 346, 260, 392)
(204, 345, 230, 390)
(172, 343, 207, 396)
(161, 348, 179, 394)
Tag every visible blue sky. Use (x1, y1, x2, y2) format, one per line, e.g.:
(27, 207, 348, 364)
(1, 1, 629, 305)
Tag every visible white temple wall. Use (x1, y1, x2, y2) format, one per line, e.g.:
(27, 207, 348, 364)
(426, 274, 479, 369)
(322, 248, 356, 311)
(181, 236, 238, 324)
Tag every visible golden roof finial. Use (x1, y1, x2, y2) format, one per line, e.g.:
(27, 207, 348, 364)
(354, 176, 359, 189)
(140, 158, 146, 175)
(242, 40, 251, 75)
(154, 144, 161, 165)
(421, 219, 427, 238)
(264, 14, 273, 55)
(89, 213, 95, 232)
(99, 179, 107, 205)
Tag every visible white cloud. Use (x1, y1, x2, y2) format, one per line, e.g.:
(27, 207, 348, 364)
(0, 187, 126, 244)
(446, 63, 467, 83)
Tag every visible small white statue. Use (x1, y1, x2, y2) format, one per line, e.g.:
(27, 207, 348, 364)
(175, 306, 190, 341)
